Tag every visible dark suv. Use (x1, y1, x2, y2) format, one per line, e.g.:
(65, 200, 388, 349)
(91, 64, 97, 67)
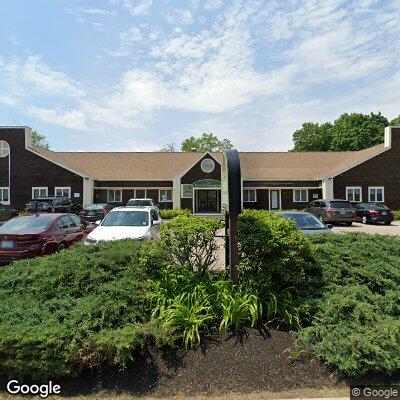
(305, 199, 357, 226)
(25, 197, 82, 214)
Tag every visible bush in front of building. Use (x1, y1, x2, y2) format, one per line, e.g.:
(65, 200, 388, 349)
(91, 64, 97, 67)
(0, 240, 162, 380)
(160, 215, 222, 275)
(238, 209, 314, 290)
(299, 233, 400, 377)
(159, 208, 192, 219)
(393, 210, 400, 220)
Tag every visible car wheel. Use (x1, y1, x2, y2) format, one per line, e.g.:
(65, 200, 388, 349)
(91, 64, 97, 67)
(362, 215, 368, 224)
(57, 242, 68, 252)
(346, 222, 353, 227)
(384, 221, 392, 225)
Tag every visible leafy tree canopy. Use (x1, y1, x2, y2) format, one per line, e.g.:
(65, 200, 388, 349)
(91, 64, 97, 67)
(292, 112, 390, 152)
(31, 129, 50, 149)
(390, 114, 400, 126)
(181, 133, 234, 152)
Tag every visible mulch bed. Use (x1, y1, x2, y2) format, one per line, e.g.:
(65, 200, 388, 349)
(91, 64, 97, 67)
(2, 328, 398, 397)
(59, 328, 343, 397)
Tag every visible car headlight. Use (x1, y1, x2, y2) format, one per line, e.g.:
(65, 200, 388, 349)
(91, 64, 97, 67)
(85, 237, 97, 244)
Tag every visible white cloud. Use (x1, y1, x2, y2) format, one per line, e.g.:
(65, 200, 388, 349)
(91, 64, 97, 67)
(165, 9, 194, 25)
(27, 107, 88, 130)
(203, 0, 224, 11)
(78, 7, 116, 16)
(123, 0, 152, 16)
(2, 0, 400, 149)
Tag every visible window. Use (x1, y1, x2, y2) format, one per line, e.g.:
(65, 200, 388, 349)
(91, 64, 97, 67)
(0, 187, 9, 204)
(293, 189, 308, 203)
(56, 216, 72, 230)
(346, 186, 362, 202)
(159, 189, 172, 202)
(55, 187, 71, 198)
(243, 189, 256, 202)
(32, 187, 48, 199)
(107, 189, 122, 202)
(369, 187, 385, 202)
(0, 141, 10, 157)
(135, 189, 146, 198)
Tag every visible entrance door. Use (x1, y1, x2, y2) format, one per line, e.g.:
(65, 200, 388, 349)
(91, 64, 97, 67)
(195, 190, 220, 213)
(270, 190, 280, 210)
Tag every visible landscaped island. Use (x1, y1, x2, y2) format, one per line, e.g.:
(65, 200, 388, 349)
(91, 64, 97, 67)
(0, 212, 399, 396)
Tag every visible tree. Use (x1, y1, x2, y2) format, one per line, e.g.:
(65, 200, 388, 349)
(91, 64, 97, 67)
(292, 122, 333, 152)
(159, 142, 176, 152)
(390, 115, 400, 126)
(31, 129, 50, 149)
(291, 112, 389, 152)
(330, 112, 388, 151)
(181, 133, 234, 152)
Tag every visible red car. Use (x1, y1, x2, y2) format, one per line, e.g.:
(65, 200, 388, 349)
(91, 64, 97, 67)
(0, 213, 86, 263)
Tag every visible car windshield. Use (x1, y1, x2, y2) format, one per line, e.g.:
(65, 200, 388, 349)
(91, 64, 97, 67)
(101, 211, 149, 227)
(85, 204, 107, 211)
(28, 199, 52, 206)
(329, 201, 353, 209)
(0, 216, 53, 232)
(126, 199, 151, 207)
(282, 213, 326, 230)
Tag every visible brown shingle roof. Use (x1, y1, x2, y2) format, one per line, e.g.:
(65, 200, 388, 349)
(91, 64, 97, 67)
(30, 144, 386, 181)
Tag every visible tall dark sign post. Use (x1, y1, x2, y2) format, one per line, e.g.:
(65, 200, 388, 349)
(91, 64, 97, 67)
(221, 149, 241, 284)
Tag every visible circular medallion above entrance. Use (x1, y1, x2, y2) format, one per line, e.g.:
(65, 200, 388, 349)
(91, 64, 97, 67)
(0, 141, 10, 157)
(201, 158, 215, 173)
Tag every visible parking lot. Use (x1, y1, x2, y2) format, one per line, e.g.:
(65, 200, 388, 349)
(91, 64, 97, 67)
(331, 221, 400, 235)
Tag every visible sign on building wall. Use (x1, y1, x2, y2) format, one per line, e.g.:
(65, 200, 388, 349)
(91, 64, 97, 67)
(181, 184, 193, 198)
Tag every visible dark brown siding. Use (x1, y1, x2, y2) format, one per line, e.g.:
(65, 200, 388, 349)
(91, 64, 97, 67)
(333, 128, 400, 209)
(94, 181, 172, 187)
(181, 198, 193, 210)
(0, 156, 9, 186)
(243, 181, 320, 188)
(281, 188, 323, 210)
(181, 154, 221, 184)
(243, 189, 269, 210)
(0, 128, 83, 210)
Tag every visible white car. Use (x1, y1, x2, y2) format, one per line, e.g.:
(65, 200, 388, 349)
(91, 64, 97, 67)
(84, 206, 161, 244)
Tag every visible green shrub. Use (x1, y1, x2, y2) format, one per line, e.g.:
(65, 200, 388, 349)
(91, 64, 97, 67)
(160, 216, 221, 275)
(299, 233, 400, 377)
(238, 210, 314, 290)
(393, 210, 400, 220)
(0, 240, 154, 380)
(160, 208, 192, 219)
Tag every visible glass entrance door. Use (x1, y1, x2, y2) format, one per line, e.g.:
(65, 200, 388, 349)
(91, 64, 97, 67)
(195, 190, 220, 213)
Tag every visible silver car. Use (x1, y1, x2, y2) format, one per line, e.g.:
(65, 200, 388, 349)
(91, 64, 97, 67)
(305, 199, 357, 226)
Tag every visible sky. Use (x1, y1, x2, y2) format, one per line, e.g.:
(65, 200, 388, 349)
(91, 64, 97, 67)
(0, 0, 399, 152)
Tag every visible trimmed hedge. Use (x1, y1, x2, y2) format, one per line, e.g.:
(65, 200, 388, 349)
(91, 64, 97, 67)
(0, 240, 162, 380)
(300, 233, 400, 377)
(160, 208, 191, 219)
(238, 209, 314, 289)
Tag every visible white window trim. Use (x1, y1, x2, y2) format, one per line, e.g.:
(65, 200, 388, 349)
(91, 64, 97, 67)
(134, 189, 147, 198)
(368, 186, 385, 202)
(32, 187, 48, 199)
(243, 189, 257, 203)
(0, 187, 10, 205)
(159, 189, 173, 202)
(107, 189, 122, 202)
(346, 186, 362, 202)
(293, 189, 309, 203)
(54, 186, 71, 198)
